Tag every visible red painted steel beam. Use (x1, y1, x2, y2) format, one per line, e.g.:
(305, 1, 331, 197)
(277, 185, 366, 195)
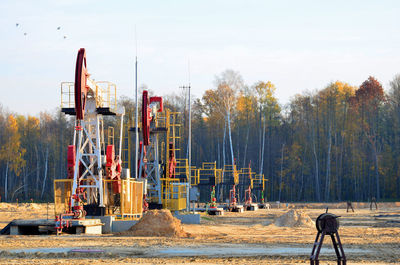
(74, 48, 88, 120)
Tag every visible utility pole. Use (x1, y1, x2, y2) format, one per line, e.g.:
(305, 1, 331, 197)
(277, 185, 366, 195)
(135, 55, 138, 178)
(179, 84, 191, 184)
(180, 83, 191, 211)
(134, 27, 139, 179)
(181, 60, 192, 212)
(188, 83, 191, 190)
(187, 60, 191, 190)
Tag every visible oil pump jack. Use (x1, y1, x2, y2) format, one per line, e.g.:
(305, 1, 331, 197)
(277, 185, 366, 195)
(62, 48, 126, 217)
(137, 90, 187, 210)
(137, 90, 164, 209)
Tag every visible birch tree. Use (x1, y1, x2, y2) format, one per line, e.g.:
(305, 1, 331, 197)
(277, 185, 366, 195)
(253, 81, 280, 176)
(213, 70, 244, 166)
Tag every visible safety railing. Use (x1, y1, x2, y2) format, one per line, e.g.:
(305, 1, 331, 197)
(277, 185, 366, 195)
(155, 109, 167, 128)
(54, 179, 73, 216)
(95, 81, 117, 111)
(53, 178, 143, 219)
(191, 166, 199, 186)
(107, 126, 114, 146)
(60, 82, 75, 108)
(198, 168, 216, 185)
(202, 162, 217, 169)
(238, 167, 255, 188)
(175, 158, 189, 181)
(223, 164, 239, 185)
(161, 178, 187, 211)
(252, 174, 267, 190)
(215, 169, 223, 184)
(193, 162, 223, 186)
(60, 81, 118, 113)
(117, 124, 130, 169)
(104, 179, 143, 219)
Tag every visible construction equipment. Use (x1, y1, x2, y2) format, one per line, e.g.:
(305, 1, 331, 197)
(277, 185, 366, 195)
(56, 48, 143, 228)
(310, 210, 346, 265)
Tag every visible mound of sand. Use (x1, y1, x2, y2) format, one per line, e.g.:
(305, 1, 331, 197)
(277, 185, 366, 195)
(274, 209, 315, 228)
(119, 209, 189, 237)
(26, 204, 41, 210)
(0, 203, 17, 212)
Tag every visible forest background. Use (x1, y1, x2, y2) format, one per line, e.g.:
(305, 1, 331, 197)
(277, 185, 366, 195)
(1, 70, 400, 203)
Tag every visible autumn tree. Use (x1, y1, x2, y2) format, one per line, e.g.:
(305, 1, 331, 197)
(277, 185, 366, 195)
(204, 70, 244, 167)
(3, 73, 400, 203)
(17, 115, 40, 199)
(350, 76, 385, 199)
(253, 81, 280, 178)
(0, 115, 26, 201)
(235, 88, 256, 169)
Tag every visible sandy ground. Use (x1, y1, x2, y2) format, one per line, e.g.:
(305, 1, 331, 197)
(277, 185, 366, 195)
(0, 202, 400, 264)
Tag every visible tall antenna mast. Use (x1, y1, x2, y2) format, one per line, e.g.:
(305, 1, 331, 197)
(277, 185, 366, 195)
(135, 26, 139, 179)
(188, 59, 191, 192)
(180, 61, 192, 212)
(180, 61, 192, 211)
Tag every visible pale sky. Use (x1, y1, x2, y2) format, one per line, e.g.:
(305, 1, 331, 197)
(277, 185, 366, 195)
(0, 0, 399, 115)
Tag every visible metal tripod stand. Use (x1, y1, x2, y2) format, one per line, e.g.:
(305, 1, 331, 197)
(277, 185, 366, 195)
(310, 211, 346, 265)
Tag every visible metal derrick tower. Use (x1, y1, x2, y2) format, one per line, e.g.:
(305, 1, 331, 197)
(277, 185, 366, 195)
(61, 48, 126, 217)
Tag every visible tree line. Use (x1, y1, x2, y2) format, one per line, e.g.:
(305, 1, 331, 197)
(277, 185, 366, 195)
(1, 71, 400, 202)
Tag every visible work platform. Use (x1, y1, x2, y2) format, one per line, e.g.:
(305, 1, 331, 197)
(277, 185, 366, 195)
(245, 203, 259, 211)
(207, 207, 224, 215)
(258, 203, 271, 209)
(230, 205, 244, 213)
(1, 218, 103, 235)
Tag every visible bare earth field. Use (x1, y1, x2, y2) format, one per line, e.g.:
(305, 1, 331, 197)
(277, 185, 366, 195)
(0, 202, 400, 264)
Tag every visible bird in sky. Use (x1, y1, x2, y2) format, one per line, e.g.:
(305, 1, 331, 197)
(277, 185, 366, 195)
(15, 23, 68, 39)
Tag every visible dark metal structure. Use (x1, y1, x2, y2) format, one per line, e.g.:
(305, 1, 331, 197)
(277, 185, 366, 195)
(310, 210, 346, 265)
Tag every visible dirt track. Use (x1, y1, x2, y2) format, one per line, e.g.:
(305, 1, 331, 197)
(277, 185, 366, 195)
(1, 202, 400, 264)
